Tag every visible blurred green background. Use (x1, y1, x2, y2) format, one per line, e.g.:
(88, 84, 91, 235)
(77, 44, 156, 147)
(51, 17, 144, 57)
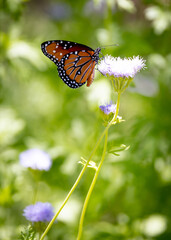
(0, 0, 171, 239)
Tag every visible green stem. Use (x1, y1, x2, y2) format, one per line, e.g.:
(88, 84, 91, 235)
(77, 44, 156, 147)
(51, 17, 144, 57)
(121, 78, 133, 93)
(76, 91, 121, 240)
(40, 92, 121, 240)
(77, 131, 108, 240)
(33, 181, 39, 204)
(31, 170, 41, 204)
(38, 231, 41, 240)
(40, 127, 110, 240)
(111, 79, 117, 92)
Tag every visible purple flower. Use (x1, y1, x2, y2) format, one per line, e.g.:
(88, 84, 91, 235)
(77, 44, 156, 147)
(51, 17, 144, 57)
(23, 202, 54, 222)
(98, 55, 146, 79)
(100, 103, 116, 115)
(19, 149, 52, 171)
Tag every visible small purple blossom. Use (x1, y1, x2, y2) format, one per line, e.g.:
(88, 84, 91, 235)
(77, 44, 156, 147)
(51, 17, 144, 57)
(19, 149, 52, 171)
(98, 55, 146, 79)
(23, 202, 54, 222)
(100, 103, 116, 115)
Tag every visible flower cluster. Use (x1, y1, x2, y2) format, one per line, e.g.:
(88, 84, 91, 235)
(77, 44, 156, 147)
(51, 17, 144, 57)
(23, 202, 54, 222)
(99, 102, 122, 125)
(99, 103, 116, 115)
(98, 55, 146, 92)
(98, 55, 146, 78)
(19, 149, 52, 171)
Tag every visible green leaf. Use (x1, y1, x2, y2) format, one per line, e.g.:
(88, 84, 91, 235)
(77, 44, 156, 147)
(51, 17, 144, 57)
(18, 225, 36, 240)
(108, 144, 130, 155)
(79, 157, 97, 171)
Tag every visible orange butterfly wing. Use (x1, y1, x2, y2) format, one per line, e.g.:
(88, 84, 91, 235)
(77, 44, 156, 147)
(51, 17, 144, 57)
(41, 40, 100, 88)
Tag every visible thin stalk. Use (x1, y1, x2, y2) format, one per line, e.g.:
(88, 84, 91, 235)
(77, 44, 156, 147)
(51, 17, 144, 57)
(121, 78, 133, 93)
(111, 79, 117, 92)
(76, 91, 121, 240)
(76, 131, 108, 240)
(33, 181, 39, 204)
(40, 125, 111, 240)
(31, 170, 41, 204)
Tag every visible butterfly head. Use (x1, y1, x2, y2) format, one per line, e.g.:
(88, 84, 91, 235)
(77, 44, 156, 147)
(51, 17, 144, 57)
(93, 47, 101, 63)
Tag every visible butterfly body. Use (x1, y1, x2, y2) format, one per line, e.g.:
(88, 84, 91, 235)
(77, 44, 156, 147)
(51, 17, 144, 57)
(41, 40, 101, 88)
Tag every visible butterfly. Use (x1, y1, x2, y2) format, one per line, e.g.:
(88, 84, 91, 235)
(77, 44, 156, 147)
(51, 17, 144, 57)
(41, 40, 101, 89)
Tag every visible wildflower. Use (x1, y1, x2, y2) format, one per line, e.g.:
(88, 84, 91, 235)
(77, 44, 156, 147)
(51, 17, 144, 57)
(99, 103, 122, 125)
(23, 202, 54, 222)
(98, 55, 146, 78)
(99, 103, 116, 115)
(98, 55, 146, 92)
(19, 149, 52, 171)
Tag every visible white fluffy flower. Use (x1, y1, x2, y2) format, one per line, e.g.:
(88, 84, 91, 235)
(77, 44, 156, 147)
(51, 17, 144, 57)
(19, 149, 52, 171)
(98, 55, 146, 79)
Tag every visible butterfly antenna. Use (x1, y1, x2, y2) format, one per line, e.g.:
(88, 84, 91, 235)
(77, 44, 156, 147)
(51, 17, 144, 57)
(100, 43, 119, 49)
(99, 43, 118, 66)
